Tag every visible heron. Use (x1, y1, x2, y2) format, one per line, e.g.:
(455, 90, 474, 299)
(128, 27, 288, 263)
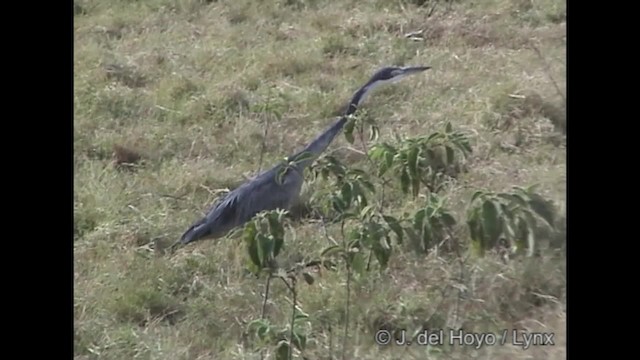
(171, 65, 431, 250)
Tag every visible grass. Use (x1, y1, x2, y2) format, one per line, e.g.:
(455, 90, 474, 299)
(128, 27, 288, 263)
(74, 0, 566, 359)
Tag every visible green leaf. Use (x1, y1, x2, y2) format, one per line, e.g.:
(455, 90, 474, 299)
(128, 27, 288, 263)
(379, 234, 391, 250)
(504, 220, 516, 239)
(521, 208, 538, 228)
(368, 144, 384, 159)
(273, 235, 284, 260)
(516, 214, 536, 257)
(302, 272, 314, 285)
(481, 200, 501, 247)
(411, 176, 420, 198)
(460, 139, 472, 155)
(247, 318, 269, 333)
(360, 179, 375, 193)
(400, 167, 410, 194)
(321, 245, 344, 258)
(467, 208, 486, 256)
(512, 186, 531, 201)
(290, 151, 315, 166)
(471, 190, 485, 204)
(383, 215, 404, 244)
(292, 332, 307, 351)
(350, 251, 366, 274)
(256, 233, 269, 268)
(332, 195, 346, 213)
(373, 241, 391, 269)
(408, 146, 420, 178)
(369, 125, 380, 141)
(359, 205, 375, 221)
(276, 340, 291, 360)
(445, 145, 455, 166)
(267, 214, 285, 240)
(527, 192, 555, 227)
(351, 181, 368, 208)
(445, 121, 453, 134)
(520, 209, 539, 255)
(341, 182, 353, 208)
(294, 308, 310, 321)
(497, 193, 528, 208)
(275, 165, 289, 185)
(525, 225, 535, 257)
(413, 209, 426, 231)
(425, 148, 436, 164)
(441, 212, 457, 227)
(526, 183, 541, 193)
(384, 149, 394, 170)
(344, 117, 356, 144)
(244, 224, 262, 269)
(427, 132, 442, 143)
(467, 217, 479, 243)
(422, 220, 433, 249)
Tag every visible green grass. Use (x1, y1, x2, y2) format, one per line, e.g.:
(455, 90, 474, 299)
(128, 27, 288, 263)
(74, 0, 566, 359)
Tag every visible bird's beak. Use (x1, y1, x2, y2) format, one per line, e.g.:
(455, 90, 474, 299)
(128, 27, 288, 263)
(403, 65, 431, 74)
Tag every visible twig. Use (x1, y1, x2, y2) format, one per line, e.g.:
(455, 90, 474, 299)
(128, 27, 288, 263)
(320, 216, 339, 246)
(445, 227, 468, 329)
(328, 146, 366, 156)
(257, 113, 271, 174)
(339, 218, 350, 360)
(154, 104, 182, 114)
(289, 277, 297, 360)
(285, 260, 335, 276)
(427, 2, 438, 18)
(343, 261, 351, 360)
(156, 193, 188, 201)
(258, 274, 270, 360)
(529, 42, 566, 106)
(260, 276, 272, 320)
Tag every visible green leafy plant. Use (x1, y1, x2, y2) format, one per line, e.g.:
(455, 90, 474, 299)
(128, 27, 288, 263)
(247, 303, 311, 360)
(309, 155, 375, 222)
(244, 209, 289, 275)
(243, 209, 313, 360)
(403, 192, 458, 254)
(466, 184, 556, 257)
(343, 108, 380, 146)
(368, 121, 472, 196)
(320, 205, 405, 274)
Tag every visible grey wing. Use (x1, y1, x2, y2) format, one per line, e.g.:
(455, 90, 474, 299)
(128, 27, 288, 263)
(178, 191, 241, 245)
(178, 166, 304, 245)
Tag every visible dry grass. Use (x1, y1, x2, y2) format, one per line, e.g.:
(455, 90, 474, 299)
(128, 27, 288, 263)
(74, 0, 566, 359)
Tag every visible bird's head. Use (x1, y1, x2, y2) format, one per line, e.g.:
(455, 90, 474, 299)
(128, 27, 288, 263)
(367, 65, 431, 86)
(343, 65, 431, 115)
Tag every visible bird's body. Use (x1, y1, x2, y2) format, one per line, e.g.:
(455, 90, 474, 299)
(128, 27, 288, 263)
(173, 65, 430, 249)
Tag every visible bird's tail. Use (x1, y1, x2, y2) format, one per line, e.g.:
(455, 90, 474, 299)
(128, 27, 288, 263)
(168, 222, 210, 253)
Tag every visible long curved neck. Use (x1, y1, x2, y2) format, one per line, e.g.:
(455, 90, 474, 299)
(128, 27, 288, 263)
(286, 80, 375, 169)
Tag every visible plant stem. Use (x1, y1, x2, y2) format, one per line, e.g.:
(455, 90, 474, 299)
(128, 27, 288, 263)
(261, 275, 272, 319)
(289, 277, 297, 360)
(342, 261, 351, 360)
(259, 275, 272, 360)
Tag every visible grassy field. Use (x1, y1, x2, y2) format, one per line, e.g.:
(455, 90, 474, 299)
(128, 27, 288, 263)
(74, 0, 566, 359)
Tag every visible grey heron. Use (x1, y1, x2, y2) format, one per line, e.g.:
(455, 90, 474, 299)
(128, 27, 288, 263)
(171, 65, 431, 249)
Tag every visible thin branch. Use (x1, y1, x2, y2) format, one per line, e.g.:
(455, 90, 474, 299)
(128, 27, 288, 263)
(289, 277, 297, 360)
(321, 218, 340, 246)
(259, 275, 271, 360)
(260, 276, 272, 319)
(530, 42, 566, 106)
(257, 113, 271, 174)
(343, 260, 351, 360)
(286, 259, 335, 276)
